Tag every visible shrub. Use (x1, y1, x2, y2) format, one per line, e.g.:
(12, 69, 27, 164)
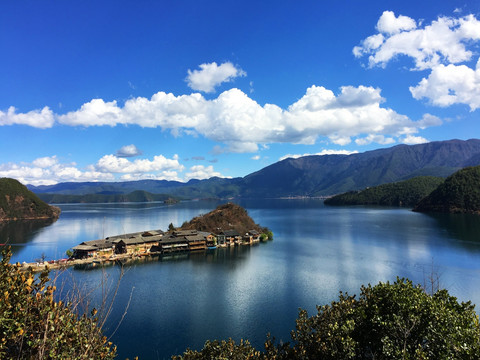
(0, 247, 116, 359)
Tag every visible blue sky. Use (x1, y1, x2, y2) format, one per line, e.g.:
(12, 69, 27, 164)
(1, 1, 480, 185)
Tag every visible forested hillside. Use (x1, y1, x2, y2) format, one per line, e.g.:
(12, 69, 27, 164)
(324, 176, 444, 207)
(180, 202, 269, 235)
(0, 178, 60, 221)
(413, 166, 480, 214)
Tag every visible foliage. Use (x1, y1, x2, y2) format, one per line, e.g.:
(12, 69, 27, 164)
(180, 203, 269, 235)
(414, 165, 480, 214)
(0, 247, 116, 359)
(174, 278, 480, 359)
(172, 338, 261, 360)
(324, 176, 444, 207)
(286, 278, 480, 359)
(0, 178, 60, 221)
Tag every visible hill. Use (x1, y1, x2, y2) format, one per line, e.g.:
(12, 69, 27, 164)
(27, 139, 480, 198)
(0, 178, 60, 221)
(37, 190, 179, 204)
(413, 166, 480, 214)
(180, 203, 269, 236)
(324, 176, 444, 207)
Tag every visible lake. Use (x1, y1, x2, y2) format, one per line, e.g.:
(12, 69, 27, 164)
(4, 199, 480, 359)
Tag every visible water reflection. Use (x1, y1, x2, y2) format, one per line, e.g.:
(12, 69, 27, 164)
(0, 218, 57, 253)
(424, 212, 480, 246)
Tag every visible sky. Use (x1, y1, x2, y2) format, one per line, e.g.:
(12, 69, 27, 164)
(1, 0, 480, 186)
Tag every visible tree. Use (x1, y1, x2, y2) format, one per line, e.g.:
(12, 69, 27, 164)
(0, 247, 117, 359)
(288, 278, 480, 359)
(168, 222, 175, 231)
(174, 278, 480, 359)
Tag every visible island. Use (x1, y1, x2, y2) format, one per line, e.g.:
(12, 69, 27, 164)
(0, 178, 60, 221)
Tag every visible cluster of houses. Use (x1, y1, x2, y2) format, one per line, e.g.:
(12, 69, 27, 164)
(71, 228, 263, 259)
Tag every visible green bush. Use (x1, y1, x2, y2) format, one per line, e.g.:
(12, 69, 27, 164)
(174, 278, 480, 359)
(0, 247, 116, 359)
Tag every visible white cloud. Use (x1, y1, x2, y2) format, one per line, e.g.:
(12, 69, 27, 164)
(0, 106, 55, 128)
(401, 135, 429, 144)
(5, 85, 438, 152)
(355, 12, 480, 70)
(410, 59, 480, 110)
(32, 156, 58, 168)
(0, 158, 115, 186)
(116, 144, 142, 157)
(0, 152, 189, 185)
(185, 165, 223, 180)
(251, 155, 261, 160)
(279, 149, 359, 161)
(95, 154, 184, 174)
(376, 10, 417, 34)
(355, 134, 396, 145)
(186, 62, 246, 93)
(120, 171, 182, 182)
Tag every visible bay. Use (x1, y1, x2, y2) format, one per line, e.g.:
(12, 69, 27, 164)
(4, 199, 480, 359)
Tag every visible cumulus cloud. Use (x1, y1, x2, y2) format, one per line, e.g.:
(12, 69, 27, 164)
(376, 10, 417, 35)
(4, 85, 438, 151)
(410, 59, 480, 110)
(279, 149, 359, 161)
(186, 62, 246, 93)
(355, 11, 480, 110)
(0, 152, 199, 185)
(401, 135, 429, 144)
(0, 156, 115, 186)
(185, 165, 223, 180)
(354, 11, 480, 70)
(95, 154, 184, 174)
(251, 155, 261, 160)
(116, 144, 142, 157)
(355, 134, 396, 145)
(0, 106, 55, 128)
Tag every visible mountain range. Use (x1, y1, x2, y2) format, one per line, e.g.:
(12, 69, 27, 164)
(28, 139, 480, 200)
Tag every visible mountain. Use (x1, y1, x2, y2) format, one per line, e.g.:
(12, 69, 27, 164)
(29, 177, 243, 198)
(37, 190, 179, 204)
(0, 178, 60, 221)
(180, 202, 269, 235)
(324, 176, 444, 207)
(241, 139, 480, 197)
(413, 166, 480, 214)
(27, 139, 480, 199)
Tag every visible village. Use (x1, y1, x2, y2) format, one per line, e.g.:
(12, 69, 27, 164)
(21, 227, 268, 272)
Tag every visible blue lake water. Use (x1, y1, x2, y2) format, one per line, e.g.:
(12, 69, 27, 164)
(3, 199, 480, 359)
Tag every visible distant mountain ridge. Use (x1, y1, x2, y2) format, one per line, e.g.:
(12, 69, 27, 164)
(37, 190, 179, 204)
(28, 139, 480, 199)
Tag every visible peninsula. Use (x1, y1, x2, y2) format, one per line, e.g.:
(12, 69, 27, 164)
(20, 203, 272, 272)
